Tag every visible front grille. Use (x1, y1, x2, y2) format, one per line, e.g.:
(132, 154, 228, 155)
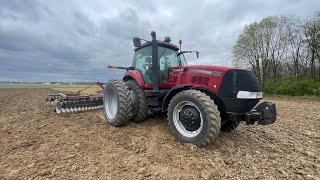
(217, 69, 261, 113)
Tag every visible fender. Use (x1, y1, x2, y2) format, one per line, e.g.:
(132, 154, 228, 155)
(161, 85, 192, 112)
(192, 87, 228, 120)
(192, 87, 226, 110)
(123, 70, 145, 87)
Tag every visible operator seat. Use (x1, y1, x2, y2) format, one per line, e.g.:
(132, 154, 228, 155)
(161, 57, 170, 82)
(143, 56, 153, 83)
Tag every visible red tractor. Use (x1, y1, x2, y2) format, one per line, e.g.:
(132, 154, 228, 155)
(103, 31, 276, 147)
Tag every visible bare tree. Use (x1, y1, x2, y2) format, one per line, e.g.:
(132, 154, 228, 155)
(302, 11, 320, 79)
(232, 17, 285, 89)
(285, 17, 304, 79)
(233, 10, 320, 90)
(269, 16, 288, 79)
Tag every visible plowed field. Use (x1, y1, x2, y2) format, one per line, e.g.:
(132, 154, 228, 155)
(0, 87, 319, 179)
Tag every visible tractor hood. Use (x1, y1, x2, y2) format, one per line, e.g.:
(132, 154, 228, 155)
(174, 65, 248, 75)
(170, 65, 261, 113)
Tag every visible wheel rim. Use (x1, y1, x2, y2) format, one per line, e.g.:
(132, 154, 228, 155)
(104, 87, 118, 119)
(173, 101, 203, 138)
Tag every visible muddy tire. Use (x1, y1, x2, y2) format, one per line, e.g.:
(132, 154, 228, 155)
(168, 90, 221, 147)
(103, 80, 133, 127)
(221, 120, 240, 132)
(126, 80, 148, 123)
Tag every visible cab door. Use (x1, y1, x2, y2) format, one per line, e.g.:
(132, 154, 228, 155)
(132, 46, 153, 84)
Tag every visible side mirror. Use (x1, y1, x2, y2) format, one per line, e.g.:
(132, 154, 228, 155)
(133, 37, 141, 47)
(196, 51, 199, 58)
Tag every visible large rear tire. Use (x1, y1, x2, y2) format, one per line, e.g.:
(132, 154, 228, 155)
(126, 80, 148, 123)
(168, 90, 221, 147)
(103, 80, 133, 127)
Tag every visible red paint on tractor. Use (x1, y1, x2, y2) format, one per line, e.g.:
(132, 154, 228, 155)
(124, 64, 249, 94)
(123, 70, 146, 87)
(135, 40, 179, 52)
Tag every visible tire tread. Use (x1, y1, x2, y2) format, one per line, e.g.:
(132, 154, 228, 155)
(126, 80, 148, 123)
(104, 79, 133, 127)
(168, 90, 221, 147)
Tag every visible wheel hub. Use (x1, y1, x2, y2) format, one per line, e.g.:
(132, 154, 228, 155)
(179, 105, 201, 131)
(172, 101, 203, 138)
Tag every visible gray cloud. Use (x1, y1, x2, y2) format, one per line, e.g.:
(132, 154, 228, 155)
(0, 0, 319, 82)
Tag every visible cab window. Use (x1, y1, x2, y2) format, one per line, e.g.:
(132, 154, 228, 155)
(132, 46, 153, 84)
(132, 46, 181, 84)
(158, 46, 182, 82)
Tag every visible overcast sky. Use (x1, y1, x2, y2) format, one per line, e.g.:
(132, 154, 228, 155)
(0, 0, 319, 82)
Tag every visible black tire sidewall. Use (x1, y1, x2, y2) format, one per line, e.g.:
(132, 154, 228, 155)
(125, 80, 148, 123)
(168, 93, 214, 143)
(126, 81, 140, 118)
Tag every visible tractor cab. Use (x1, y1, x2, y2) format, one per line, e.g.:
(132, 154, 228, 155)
(132, 41, 185, 84)
(131, 32, 199, 90)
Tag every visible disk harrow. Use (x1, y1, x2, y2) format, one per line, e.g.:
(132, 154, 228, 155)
(46, 82, 104, 114)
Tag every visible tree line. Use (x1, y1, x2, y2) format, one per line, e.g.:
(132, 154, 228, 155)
(232, 11, 320, 91)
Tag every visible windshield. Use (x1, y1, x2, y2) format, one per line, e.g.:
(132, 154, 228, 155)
(177, 53, 186, 66)
(132, 46, 185, 84)
(158, 47, 184, 71)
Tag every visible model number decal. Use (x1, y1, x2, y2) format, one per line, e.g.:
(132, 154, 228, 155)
(211, 71, 222, 76)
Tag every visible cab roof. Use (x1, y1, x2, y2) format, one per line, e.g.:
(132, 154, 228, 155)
(134, 40, 179, 52)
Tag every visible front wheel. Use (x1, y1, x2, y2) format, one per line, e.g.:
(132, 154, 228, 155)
(168, 90, 221, 147)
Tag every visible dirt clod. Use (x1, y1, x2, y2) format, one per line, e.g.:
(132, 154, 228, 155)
(200, 169, 212, 179)
(38, 170, 51, 176)
(137, 168, 146, 174)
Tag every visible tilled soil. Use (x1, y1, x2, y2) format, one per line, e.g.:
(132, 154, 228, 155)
(0, 88, 319, 179)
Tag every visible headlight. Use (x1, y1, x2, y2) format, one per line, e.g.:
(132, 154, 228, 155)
(237, 91, 263, 99)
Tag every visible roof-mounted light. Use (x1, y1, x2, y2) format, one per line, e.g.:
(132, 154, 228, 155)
(164, 36, 171, 43)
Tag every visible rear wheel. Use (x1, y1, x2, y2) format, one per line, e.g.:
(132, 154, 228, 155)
(103, 80, 133, 127)
(168, 90, 221, 147)
(126, 80, 148, 123)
